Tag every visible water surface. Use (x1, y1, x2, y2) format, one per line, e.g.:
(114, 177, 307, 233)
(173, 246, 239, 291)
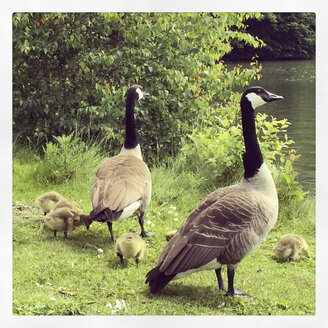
(258, 60, 315, 193)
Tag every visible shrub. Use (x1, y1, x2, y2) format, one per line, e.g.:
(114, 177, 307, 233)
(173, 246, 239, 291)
(175, 102, 307, 202)
(37, 134, 103, 184)
(13, 12, 264, 164)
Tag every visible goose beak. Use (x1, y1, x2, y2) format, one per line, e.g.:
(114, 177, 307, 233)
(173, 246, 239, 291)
(143, 91, 150, 97)
(267, 91, 283, 102)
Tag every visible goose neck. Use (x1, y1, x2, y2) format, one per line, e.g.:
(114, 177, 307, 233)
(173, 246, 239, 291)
(241, 99, 263, 179)
(124, 97, 138, 149)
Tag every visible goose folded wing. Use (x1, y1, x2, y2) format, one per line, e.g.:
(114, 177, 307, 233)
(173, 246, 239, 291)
(91, 155, 151, 216)
(158, 191, 259, 276)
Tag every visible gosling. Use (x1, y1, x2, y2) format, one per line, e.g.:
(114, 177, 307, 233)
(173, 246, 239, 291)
(165, 230, 177, 242)
(53, 199, 84, 215)
(115, 232, 146, 267)
(273, 234, 310, 261)
(44, 207, 91, 238)
(35, 191, 63, 215)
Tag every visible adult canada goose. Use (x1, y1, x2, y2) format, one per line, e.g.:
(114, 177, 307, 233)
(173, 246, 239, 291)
(45, 208, 91, 238)
(145, 86, 283, 297)
(115, 232, 146, 267)
(90, 85, 151, 242)
(273, 234, 310, 261)
(35, 191, 63, 215)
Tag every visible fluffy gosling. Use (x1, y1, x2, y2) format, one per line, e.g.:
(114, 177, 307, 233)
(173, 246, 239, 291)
(273, 234, 310, 261)
(165, 230, 177, 242)
(53, 199, 84, 215)
(35, 191, 63, 215)
(53, 200, 92, 230)
(45, 207, 91, 238)
(115, 232, 146, 267)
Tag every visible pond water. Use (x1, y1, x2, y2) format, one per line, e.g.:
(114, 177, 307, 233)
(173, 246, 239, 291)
(257, 60, 315, 193)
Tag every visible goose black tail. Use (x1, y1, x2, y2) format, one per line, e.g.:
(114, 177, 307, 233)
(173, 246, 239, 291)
(145, 265, 175, 294)
(89, 208, 122, 222)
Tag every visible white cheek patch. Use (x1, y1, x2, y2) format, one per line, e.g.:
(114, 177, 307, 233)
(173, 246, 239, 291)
(246, 92, 266, 109)
(136, 88, 144, 100)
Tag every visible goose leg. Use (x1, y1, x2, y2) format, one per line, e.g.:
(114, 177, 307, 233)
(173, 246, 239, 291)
(107, 221, 116, 242)
(225, 268, 249, 298)
(64, 231, 68, 239)
(215, 268, 226, 291)
(138, 212, 147, 238)
(54, 230, 57, 238)
(225, 268, 235, 296)
(135, 256, 140, 268)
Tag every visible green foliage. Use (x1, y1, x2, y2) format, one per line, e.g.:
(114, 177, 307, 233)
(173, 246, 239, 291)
(272, 150, 309, 203)
(175, 103, 306, 202)
(41, 134, 97, 183)
(13, 134, 104, 186)
(225, 13, 315, 61)
(13, 12, 263, 164)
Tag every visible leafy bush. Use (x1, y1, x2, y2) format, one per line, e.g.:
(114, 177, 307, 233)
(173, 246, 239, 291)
(36, 134, 103, 184)
(224, 13, 315, 61)
(175, 102, 307, 202)
(13, 12, 264, 164)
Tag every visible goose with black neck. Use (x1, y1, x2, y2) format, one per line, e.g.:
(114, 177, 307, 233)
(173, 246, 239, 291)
(90, 85, 151, 242)
(145, 86, 283, 297)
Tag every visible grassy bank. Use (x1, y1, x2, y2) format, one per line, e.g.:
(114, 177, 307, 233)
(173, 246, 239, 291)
(12, 146, 315, 316)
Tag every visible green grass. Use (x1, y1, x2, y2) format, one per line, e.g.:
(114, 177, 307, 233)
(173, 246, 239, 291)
(12, 146, 315, 316)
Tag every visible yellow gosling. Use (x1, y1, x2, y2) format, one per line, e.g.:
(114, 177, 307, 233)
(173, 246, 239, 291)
(45, 208, 91, 238)
(35, 191, 63, 215)
(165, 230, 177, 242)
(53, 199, 84, 215)
(115, 232, 145, 267)
(273, 234, 310, 261)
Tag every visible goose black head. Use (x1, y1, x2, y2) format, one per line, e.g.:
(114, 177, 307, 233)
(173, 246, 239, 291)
(126, 85, 149, 102)
(241, 86, 283, 109)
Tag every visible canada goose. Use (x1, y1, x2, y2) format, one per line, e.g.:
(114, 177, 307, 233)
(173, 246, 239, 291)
(90, 85, 151, 242)
(115, 232, 146, 267)
(44, 208, 91, 238)
(166, 230, 177, 242)
(145, 86, 283, 297)
(35, 191, 63, 215)
(273, 234, 310, 261)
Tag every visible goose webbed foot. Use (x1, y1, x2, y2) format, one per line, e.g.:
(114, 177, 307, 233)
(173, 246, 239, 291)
(139, 230, 155, 238)
(138, 213, 155, 238)
(224, 288, 250, 298)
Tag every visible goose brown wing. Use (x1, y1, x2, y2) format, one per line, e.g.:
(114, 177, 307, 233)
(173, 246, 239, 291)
(158, 187, 261, 275)
(91, 155, 151, 217)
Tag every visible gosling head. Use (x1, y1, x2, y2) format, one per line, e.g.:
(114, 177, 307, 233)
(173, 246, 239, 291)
(242, 86, 283, 109)
(127, 85, 149, 102)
